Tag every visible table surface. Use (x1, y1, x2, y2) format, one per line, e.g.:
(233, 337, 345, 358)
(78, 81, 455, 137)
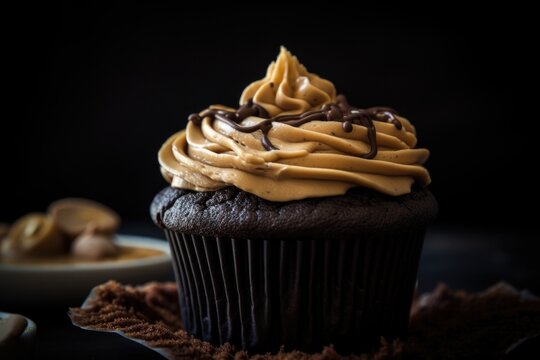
(2, 223, 539, 360)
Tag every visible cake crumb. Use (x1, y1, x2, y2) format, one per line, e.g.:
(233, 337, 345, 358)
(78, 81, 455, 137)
(70, 281, 540, 359)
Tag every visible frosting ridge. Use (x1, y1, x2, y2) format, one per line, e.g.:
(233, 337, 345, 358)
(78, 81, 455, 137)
(240, 47, 336, 117)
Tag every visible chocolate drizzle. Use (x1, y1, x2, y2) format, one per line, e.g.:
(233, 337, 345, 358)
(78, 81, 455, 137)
(188, 95, 402, 159)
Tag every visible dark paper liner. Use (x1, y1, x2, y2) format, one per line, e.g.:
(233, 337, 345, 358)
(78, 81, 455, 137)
(165, 230, 425, 353)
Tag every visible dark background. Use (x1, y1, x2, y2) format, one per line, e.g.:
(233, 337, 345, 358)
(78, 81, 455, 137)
(1, 4, 539, 359)
(1, 3, 536, 230)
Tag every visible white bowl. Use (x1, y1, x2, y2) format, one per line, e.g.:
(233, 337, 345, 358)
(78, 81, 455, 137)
(0, 234, 172, 306)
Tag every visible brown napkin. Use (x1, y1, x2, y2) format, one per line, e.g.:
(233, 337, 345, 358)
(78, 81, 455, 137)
(69, 281, 540, 359)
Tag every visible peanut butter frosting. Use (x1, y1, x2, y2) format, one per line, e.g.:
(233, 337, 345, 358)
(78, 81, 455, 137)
(158, 48, 431, 201)
(240, 47, 336, 117)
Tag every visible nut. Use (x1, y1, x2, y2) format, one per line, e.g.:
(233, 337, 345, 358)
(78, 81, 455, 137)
(0, 223, 9, 241)
(48, 198, 120, 239)
(1, 214, 64, 258)
(70, 226, 118, 260)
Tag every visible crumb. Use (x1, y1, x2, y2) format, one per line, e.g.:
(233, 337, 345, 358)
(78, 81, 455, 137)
(70, 281, 540, 359)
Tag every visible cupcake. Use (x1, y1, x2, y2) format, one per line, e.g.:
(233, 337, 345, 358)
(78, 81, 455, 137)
(151, 47, 436, 353)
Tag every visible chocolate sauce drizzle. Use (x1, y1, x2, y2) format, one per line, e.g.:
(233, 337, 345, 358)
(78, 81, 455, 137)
(188, 95, 401, 159)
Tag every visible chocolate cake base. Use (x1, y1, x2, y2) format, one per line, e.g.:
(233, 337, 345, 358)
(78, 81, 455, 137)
(150, 186, 437, 241)
(70, 281, 540, 359)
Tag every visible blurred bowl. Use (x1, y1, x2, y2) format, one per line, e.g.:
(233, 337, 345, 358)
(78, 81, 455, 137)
(0, 235, 172, 307)
(0, 311, 37, 359)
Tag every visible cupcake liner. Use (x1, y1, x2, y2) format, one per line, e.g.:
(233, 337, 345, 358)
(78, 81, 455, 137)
(165, 230, 425, 353)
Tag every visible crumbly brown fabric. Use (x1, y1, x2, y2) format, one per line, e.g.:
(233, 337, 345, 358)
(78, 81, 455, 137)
(70, 281, 540, 360)
(150, 186, 438, 240)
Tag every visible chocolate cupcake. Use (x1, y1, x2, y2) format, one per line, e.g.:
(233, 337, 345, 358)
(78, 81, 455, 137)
(151, 47, 436, 353)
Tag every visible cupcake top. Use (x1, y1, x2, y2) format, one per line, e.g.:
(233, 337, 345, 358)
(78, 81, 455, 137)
(159, 47, 431, 201)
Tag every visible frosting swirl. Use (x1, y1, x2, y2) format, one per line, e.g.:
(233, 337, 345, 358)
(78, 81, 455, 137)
(240, 47, 336, 117)
(158, 48, 431, 201)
